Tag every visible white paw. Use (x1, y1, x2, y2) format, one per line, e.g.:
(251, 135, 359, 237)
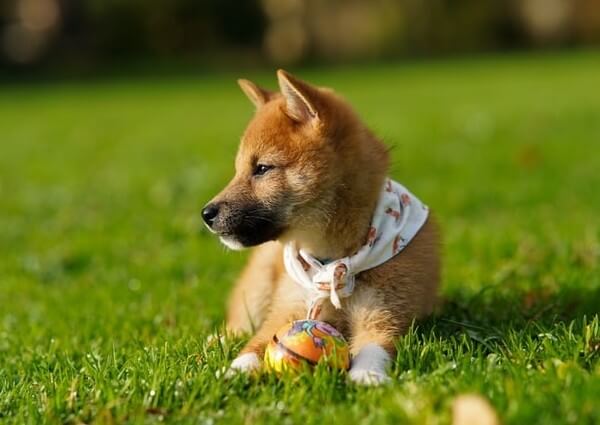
(348, 343, 392, 386)
(349, 368, 391, 386)
(223, 352, 261, 378)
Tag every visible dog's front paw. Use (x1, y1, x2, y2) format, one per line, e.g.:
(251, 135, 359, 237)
(348, 343, 392, 386)
(224, 352, 261, 378)
(348, 367, 391, 386)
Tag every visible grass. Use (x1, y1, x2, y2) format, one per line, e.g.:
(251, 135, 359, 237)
(0, 51, 599, 424)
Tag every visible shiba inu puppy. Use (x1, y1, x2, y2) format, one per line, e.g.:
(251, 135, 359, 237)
(203, 70, 440, 385)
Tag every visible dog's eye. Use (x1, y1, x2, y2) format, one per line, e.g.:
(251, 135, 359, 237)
(253, 164, 273, 176)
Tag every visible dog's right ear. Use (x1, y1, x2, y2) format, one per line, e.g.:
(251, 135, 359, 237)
(237, 79, 272, 109)
(277, 70, 320, 124)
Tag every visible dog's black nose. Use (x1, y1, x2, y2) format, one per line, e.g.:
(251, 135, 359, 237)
(202, 203, 220, 227)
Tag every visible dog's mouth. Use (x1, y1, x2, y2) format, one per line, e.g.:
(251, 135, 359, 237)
(209, 206, 286, 250)
(219, 235, 246, 250)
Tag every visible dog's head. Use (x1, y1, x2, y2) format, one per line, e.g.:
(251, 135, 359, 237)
(202, 70, 384, 250)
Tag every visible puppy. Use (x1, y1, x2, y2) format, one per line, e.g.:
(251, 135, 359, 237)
(203, 70, 440, 385)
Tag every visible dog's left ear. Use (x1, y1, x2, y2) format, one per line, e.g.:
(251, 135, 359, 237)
(277, 70, 320, 123)
(238, 79, 273, 109)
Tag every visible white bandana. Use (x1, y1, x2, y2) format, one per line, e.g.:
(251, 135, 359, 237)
(284, 178, 429, 319)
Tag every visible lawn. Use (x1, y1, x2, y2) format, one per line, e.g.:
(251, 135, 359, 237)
(0, 51, 599, 424)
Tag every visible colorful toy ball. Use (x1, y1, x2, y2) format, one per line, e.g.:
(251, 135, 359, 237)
(264, 320, 350, 373)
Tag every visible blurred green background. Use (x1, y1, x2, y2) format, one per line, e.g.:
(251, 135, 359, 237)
(2, 0, 600, 75)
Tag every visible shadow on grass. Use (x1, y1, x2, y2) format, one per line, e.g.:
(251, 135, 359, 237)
(400, 283, 600, 371)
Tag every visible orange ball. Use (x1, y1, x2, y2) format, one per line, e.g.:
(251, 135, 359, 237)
(264, 320, 350, 373)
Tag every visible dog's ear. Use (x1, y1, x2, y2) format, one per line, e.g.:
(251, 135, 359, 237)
(238, 79, 272, 109)
(277, 70, 320, 123)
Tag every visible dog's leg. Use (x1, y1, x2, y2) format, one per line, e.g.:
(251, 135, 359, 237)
(345, 287, 399, 385)
(227, 278, 306, 374)
(345, 218, 440, 385)
(226, 242, 283, 334)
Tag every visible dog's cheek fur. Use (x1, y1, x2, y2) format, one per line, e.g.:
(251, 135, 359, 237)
(253, 166, 323, 227)
(282, 153, 340, 230)
(253, 172, 289, 206)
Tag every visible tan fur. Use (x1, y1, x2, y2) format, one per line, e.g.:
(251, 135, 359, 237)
(209, 70, 440, 362)
(226, 241, 284, 333)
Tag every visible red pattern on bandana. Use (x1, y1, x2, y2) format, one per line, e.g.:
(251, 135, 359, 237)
(367, 226, 378, 246)
(400, 193, 411, 206)
(297, 254, 311, 272)
(385, 180, 393, 192)
(385, 207, 402, 222)
(392, 235, 405, 255)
